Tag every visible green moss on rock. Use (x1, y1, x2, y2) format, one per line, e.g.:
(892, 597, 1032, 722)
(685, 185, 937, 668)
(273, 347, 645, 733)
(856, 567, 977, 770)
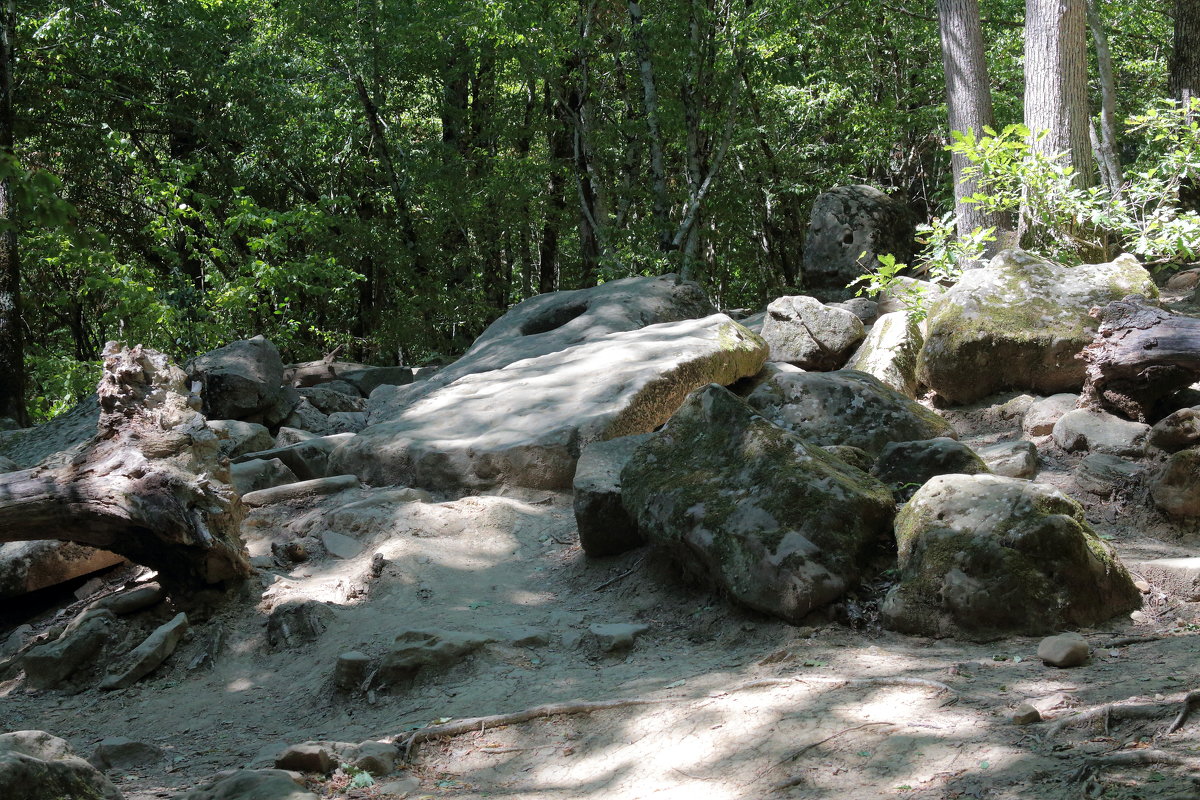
(918, 250, 1157, 404)
(621, 384, 895, 623)
(884, 474, 1141, 640)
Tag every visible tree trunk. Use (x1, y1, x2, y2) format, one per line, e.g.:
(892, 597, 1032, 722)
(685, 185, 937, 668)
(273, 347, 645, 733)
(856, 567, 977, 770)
(628, 0, 671, 252)
(936, 0, 1012, 248)
(1023, 0, 1095, 188)
(0, 345, 251, 593)
(1087, 0, 1123, 197)
(1173, 0, 1200, 120)
(0, 0, 25, 425)
(1079, 296, 1200, 422)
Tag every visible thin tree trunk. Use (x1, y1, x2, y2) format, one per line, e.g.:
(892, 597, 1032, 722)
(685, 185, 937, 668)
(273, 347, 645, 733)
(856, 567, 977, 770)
(628, 0, 671, 251)
(0, 0, 24, 425)
(936, 0, 1012, 249)
(540, 79, 570, 295)
(1087, 0, 1123, 197)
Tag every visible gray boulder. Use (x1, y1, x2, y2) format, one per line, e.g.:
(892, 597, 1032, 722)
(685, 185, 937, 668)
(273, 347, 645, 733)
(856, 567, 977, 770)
(1022, 393, 1080, 437)
(89, 737, 164, 771)
(573, 434, 654, 557)
(745, 369, 955, 456)
(1150, 448, 1200, 518)
(976, 440, 1039, 479)
(0, 395, 98, 469)
(331, 314, 766, 490)
(379, 629, 493, 683)
(621, 384, 895, 623)
(326, 411, 367, 433)
(871, 437, 990, 499)
(803, 185, 916, 295)
(1148, 407, 1200, 452)
(366, 273, 717, 423)
(297, 385, 365, 415)
(0, 541, 125, 598)
(881, 474, 1141, 640)
(267, 600, 335, 650)
(180, 769, 316, 800)
(21, 608, 116, 689)
(1052, 408, 1150, 456)
(230, 458, 299, 495)
(187, 336, 285, 421)
(918, 250, 1157, 404)
(208, 419, 273, 459)
(0, 731, 123, 800)
(99, 612, 189, 689)
(281, 397, 336, 436)
(341, 366, 414, 396)
(846, 311, 923, 397)
(760, 295, 865, 369)
(1076, 454, 1145, 496)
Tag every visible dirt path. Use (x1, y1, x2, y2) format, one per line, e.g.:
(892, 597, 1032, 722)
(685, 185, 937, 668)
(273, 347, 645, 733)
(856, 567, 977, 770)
(3, 407, 1200, 800)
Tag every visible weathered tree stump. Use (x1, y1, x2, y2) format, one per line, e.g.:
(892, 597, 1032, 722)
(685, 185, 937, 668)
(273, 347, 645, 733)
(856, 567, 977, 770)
(0, 344, 250, 593)
(1079, 295, 1200, 422)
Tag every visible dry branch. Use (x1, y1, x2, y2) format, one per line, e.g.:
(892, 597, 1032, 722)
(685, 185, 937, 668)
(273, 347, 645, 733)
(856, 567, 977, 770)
(0, 344, 250, 593)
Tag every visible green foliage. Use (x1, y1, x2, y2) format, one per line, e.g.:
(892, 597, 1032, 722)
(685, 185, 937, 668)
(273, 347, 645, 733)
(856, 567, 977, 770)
(848, 214, 993, 322)
(950, 103, 1200, 266)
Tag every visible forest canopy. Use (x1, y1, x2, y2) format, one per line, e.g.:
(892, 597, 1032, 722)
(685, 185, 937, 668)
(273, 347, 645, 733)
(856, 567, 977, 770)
(0, 0, 1190, 423)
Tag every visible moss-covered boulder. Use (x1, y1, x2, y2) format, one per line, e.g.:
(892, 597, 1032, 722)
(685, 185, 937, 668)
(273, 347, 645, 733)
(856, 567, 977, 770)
(621, 384, 895, 623)
(745, 369, 954, 456)
(918, 250, 1157, 404)
(881, 474, 1141, 640)
(871, 437, 990, 500)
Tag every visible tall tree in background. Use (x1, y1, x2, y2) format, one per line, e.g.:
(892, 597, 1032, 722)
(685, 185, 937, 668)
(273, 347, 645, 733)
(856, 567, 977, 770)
(0, 0, 24, 425)
(936, 0, 1011, 248)
(1023, 0, 1095, 188)
(1173, 0, 1200, 119)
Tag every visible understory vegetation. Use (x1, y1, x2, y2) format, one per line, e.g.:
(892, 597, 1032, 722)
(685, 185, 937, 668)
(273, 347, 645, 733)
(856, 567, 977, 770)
(2, 0, 1192, 421)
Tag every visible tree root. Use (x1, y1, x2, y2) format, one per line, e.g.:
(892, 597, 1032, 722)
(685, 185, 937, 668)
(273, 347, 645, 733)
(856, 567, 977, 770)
(394, 696, 675, 758)
(1043, 689, 1200, 740)
(1070, 749, 1200, 783)
(394, 672, 957, 760)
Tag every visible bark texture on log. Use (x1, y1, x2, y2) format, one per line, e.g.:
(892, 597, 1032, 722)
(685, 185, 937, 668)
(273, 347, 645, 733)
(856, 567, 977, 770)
(0, 344, 250, 592)
(1079, 296, 1200, 422)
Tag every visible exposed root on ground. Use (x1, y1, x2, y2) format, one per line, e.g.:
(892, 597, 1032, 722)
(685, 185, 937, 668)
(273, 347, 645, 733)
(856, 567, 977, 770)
(1042, 689, 1200, 740)
(394, 672, 958, 760)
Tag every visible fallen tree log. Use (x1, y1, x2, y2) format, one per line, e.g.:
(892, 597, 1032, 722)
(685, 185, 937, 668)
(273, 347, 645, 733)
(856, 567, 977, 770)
(0, 344, 250, 593)
(1079, 295, 1200, 422)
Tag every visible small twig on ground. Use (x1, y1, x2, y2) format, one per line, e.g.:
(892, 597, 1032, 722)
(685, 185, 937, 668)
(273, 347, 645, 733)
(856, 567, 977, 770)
(1096, 635, 1162, 649)
(755, 722, 893, 788)
(722, 674, 958, 700)
(1166, 690, 1200, 734)
(592, 556, 646, 592)
(1070, 749, 1200, 783)
(395, 696, 674, 759)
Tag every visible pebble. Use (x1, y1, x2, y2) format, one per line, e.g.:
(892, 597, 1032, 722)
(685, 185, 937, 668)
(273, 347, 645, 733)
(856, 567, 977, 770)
(1009, 703, 1041, 725)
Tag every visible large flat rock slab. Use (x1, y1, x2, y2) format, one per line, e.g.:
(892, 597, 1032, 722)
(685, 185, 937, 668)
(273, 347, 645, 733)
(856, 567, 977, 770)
(330, 315, 766, 490)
